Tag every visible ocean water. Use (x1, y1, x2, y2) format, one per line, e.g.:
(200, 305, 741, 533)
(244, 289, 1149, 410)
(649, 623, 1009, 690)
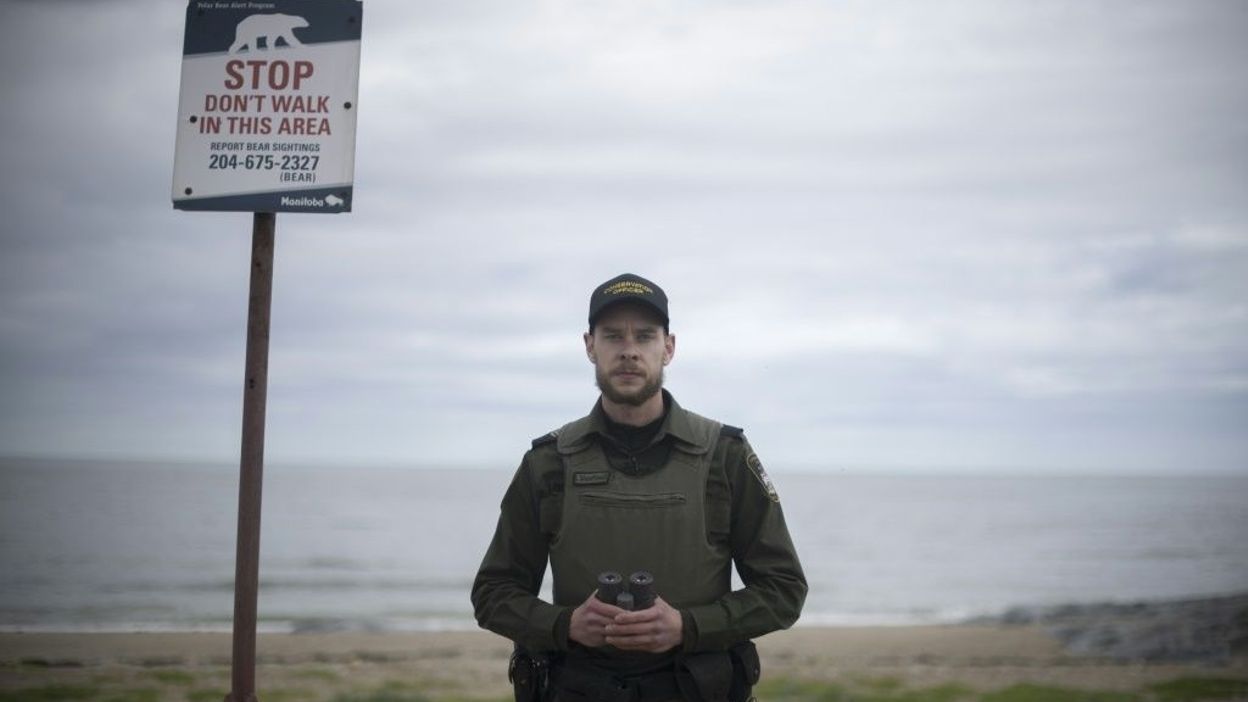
(1, 458, 1246, 632)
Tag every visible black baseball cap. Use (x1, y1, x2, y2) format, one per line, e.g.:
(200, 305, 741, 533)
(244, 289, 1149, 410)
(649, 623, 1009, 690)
(588, 273, 669, 330)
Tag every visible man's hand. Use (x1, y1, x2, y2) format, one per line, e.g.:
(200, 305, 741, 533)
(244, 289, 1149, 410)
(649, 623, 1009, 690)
(568, 592, 626, 648)
(604, 595, 683, 653)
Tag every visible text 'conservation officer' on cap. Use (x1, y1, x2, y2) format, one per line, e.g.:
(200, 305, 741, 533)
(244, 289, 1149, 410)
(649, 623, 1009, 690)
(588, 273, 669, 330)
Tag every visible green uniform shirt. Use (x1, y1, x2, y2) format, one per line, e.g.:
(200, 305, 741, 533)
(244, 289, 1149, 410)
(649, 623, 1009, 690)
(471, 392, 807, 656)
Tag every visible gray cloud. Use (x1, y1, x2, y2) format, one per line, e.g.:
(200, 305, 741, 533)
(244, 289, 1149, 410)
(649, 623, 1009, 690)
(2, 0, 1246, 472)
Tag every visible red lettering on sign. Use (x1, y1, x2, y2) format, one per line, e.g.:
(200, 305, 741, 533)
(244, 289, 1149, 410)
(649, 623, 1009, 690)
(223, 60, 315, 90)
(227, 116, 273, 135)
(270, 95, 331, 113)
(277, 117, 331, 135)
(204, 94, 265, 113)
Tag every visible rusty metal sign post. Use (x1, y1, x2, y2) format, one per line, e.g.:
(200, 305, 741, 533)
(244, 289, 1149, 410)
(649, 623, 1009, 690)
(230, 212, 276, 702)
(172, 2, 362, 700)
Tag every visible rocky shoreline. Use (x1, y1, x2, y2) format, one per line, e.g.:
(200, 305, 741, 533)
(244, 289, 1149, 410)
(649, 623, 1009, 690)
(978, 592, 1248, 665)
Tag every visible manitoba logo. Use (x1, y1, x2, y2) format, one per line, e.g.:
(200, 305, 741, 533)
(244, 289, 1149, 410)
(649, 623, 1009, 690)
(278, 194, 347, 208)
(280, 195, 323, 207)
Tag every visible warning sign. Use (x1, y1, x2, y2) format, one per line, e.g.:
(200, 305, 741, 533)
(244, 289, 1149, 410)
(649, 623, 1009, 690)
(172, 1, 363, 213)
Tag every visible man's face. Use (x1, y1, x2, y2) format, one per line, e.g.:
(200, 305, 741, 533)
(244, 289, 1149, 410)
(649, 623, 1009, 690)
(584, 303, 675, 408)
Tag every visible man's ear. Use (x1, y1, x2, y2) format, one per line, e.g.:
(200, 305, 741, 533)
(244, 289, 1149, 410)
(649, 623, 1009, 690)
(663, 333, 675, 366)
(584, 331, 596, 363)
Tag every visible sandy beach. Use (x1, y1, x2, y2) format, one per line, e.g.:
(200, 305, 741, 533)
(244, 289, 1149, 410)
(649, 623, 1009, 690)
(2, 625, 1245, 701)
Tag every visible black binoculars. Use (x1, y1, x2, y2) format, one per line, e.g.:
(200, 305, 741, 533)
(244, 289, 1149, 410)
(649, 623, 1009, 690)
(595, 570, 655, 611)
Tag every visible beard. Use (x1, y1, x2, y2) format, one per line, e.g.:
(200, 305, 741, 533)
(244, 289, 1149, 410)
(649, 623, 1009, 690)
(596, 364, 664, 407)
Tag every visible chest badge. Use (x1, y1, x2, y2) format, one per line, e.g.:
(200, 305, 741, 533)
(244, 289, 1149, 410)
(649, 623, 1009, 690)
(573, 471, 611, 487)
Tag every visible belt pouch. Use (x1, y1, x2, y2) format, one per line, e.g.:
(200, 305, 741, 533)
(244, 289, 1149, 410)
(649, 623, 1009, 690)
(728, 641, 761, 702)
(674, 651, 733, 702)
(508, 645, 548, 702)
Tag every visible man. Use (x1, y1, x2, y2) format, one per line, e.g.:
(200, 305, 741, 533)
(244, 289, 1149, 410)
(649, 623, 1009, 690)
(472, 273, 806, 702)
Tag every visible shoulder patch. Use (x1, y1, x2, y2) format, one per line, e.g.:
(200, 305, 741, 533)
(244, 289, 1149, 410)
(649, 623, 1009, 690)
(720, 424, 745, 439)
(746, 450, 780, 503)
(531, 430, 559, 449)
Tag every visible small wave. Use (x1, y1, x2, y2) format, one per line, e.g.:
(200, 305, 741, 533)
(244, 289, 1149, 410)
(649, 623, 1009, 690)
(0, 615, 480, 636)
(126, 575, 479, 594)
(252, 576, 475, 592)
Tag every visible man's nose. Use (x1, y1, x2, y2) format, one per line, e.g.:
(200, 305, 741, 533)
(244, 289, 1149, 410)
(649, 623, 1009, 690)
(619, 339, 641, 359)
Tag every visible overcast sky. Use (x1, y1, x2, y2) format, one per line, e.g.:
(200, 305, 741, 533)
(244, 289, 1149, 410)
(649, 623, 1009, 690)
(1, 1, 1246, 474)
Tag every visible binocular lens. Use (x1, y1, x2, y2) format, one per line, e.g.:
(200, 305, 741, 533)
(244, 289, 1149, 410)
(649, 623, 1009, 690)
(595, 570, 656, 610)
(628, 570, 655, 610)
(596, 571, 624, 604)
(628, 571, 654, 588)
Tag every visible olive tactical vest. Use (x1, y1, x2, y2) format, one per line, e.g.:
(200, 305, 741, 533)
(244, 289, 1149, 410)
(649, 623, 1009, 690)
(546, 410, 733, 611)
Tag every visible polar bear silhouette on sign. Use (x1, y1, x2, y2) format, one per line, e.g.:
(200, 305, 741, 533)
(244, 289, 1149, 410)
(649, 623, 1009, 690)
(324, 194, 344, 207)
(228, 13, 308, 54)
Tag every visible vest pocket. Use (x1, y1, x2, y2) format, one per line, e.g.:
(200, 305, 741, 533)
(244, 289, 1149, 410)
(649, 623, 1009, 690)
(579, 491, 687, 509)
